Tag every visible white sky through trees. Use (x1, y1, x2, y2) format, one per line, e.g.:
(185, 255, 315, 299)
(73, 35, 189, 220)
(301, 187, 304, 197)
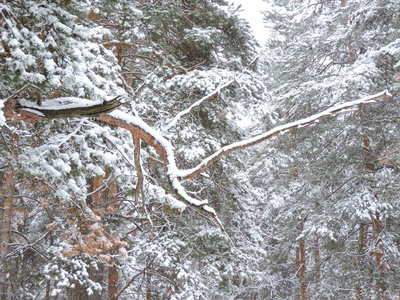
(230, 0, 271, 45)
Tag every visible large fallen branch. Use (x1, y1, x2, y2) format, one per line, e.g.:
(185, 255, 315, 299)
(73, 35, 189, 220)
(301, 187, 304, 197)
(1, 90, 391, 231)
(3, 97, 225, 229)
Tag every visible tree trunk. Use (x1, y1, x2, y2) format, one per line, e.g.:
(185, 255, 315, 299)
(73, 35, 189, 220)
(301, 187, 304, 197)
(295, 218, 307, 300)
(299, 237, 307, 300)
(92, 176, 103, 207)
(354, 223, 366, 299)
(90, 174, 120, 299)
(371, 212, 386, 295)
(362, 137, 387, 295)
(313, 232, 320, 294)
(362, 137, 375, 174)
(0, 166, 15, 300)
(108, 258, 118, 300)
(146, 274, 152, 300)
(371, 213, 385, 272)
(45, 280, 51, 300)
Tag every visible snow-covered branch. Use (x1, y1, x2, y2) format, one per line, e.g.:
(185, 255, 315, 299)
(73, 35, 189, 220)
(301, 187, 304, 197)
(96, 111, 225, 231)
(2, 96, 224, 229)
(164, 56, 259, 131)
(177, 90, 392, 180)
(17, 96, 122, 118)
(164, 79, 236, 130)
(1, 90, 390, 232)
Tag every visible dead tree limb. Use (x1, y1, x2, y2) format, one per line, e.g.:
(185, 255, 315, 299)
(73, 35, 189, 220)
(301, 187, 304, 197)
(17, 96, 122, 118)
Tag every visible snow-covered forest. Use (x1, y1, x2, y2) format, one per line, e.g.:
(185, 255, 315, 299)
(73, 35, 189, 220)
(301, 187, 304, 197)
(1, 0, 399, 299)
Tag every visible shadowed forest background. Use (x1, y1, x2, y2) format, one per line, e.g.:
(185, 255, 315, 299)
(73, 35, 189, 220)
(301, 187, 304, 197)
(1, 0, 400, 299)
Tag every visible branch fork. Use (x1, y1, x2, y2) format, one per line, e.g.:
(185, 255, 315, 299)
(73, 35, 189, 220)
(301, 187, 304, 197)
(1, 90, 391, 231)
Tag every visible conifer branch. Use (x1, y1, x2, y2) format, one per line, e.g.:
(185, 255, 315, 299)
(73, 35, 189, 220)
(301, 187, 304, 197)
(1, 90, 390, 232)
(164, 56, 259, 130)
(178, 90, 392, 180)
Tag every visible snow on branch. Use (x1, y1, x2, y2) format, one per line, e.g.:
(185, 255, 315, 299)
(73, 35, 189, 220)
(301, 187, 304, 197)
(164, 79, 236, 130)
(1, 89, 390, 232)
(17, 96, 122, 118)
(3, 96, 224, 230)
(177, 90, 392, 180)
(164, 57, 259, 131)
(96, 111, 225, 231)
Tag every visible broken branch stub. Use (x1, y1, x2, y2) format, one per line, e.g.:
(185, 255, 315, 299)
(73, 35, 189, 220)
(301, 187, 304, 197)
(17, 96, 122, 118)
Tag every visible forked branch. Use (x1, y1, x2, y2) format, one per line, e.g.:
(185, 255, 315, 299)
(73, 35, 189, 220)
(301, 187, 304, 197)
(1, 90, 391, 232)
(177, 90, 392, 180)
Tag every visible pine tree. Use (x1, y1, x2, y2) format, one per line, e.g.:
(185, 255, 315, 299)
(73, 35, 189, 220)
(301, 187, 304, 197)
(1, 0, 273, 298)
(254, 0, 400, 298)
(0, 0, 393, 298)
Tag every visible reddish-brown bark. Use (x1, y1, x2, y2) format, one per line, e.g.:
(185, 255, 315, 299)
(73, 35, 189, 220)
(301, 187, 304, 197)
(295, 218, 307, 300)
(362, 136, 387, 295)
(0, 166, 15, 300)
(314, 232, 321, 293)
(108, 258, 119, 300)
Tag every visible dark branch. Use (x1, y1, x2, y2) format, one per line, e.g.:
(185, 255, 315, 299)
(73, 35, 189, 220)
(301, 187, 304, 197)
(17, 96, 122, 118)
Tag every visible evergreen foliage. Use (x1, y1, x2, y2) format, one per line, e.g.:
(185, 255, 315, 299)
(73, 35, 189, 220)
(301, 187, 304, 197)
(0, 0, 398, 299)
(254, 0, 400, 298)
